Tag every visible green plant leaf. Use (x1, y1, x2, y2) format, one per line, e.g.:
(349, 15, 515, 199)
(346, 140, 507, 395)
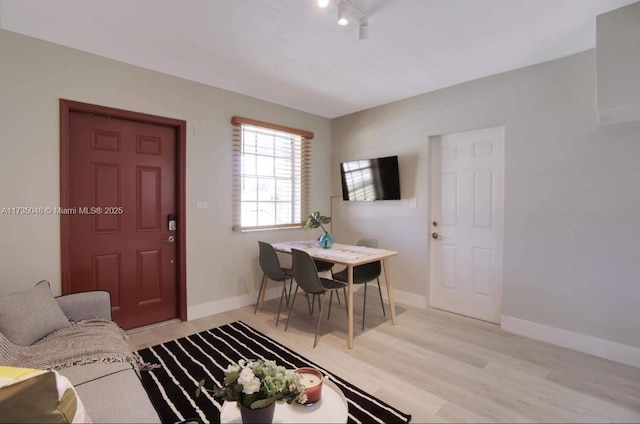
(194, 379, 206, 398)
(304, 211, 331, 232)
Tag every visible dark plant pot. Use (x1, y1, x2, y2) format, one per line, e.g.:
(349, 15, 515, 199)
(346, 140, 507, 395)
(238, 402, 276, 424)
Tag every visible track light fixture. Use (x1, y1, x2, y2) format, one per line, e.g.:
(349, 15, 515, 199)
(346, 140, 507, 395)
(358, 17, 368, 40)
(338, 1, 350, 26)
(331, 0, 369, 39)
(316, 0, 369, 39)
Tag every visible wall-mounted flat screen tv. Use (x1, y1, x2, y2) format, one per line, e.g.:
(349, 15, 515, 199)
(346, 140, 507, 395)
(340, 155, 401, 201)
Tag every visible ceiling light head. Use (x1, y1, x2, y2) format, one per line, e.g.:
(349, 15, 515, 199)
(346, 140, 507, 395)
(317, 0, 329, 8)
(359, 17, 368, 39)
(338, 1, 350, 26)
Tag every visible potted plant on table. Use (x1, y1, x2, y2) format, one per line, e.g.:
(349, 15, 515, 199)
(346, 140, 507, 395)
(196, 359, 307, 424)
(304, 211, 334, 248)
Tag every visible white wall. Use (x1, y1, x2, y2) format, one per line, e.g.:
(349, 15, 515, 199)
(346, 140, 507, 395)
(332, 50, 640, 357)
(0, 29, 332, 315)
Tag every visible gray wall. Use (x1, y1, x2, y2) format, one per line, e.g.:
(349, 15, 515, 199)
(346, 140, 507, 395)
(0, 29, 332, 313)
(597, 1, 640, 124)
(332, 50, 640, 349)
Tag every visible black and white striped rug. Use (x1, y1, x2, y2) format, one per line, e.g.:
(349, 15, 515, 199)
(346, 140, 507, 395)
(137, 321, 412, 424)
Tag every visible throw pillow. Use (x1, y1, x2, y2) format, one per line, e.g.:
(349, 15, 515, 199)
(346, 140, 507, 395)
(0, 366, 91, 423)
(0, 280, 71, 346)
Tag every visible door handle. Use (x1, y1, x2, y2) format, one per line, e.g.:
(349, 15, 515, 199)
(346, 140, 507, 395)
(163, 235, 176, 243)
(431, 232, 443, 240)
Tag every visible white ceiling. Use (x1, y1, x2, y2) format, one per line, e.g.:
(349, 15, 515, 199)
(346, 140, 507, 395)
(0, 0, 636, 118)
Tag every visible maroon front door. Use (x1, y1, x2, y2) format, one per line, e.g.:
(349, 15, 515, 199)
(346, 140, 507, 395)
(66, 111, 179, 329)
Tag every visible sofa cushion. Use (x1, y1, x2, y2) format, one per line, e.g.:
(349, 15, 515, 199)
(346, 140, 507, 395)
(0, 281, 71, 346)
(58, 361, 132, 386)
(71, 366, 160, 423)
(0, 366, 91, 423)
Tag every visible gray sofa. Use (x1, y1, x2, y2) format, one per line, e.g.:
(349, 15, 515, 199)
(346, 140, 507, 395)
(0, 284, 160, 423)
(55, 290, 160, 423)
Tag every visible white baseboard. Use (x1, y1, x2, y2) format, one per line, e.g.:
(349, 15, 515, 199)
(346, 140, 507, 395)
(187, 287, 282, 321)
(501, 315, 640, 369)
(378, 285, 428, 309)
(188, 285, 428, 320)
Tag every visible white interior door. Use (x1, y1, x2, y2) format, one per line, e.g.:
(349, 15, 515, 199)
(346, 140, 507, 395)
(429, 126, 504, 323)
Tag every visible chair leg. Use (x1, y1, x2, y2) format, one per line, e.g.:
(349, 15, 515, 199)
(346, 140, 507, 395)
(254, 274, 267, 314)
(309, 294, 321, 315)
(327, 291, 333, 320)
(330, 270, 341, 305)
(362, 283, 368, 330)
(376, 277, 386, 317)
(285, 285, 300, 331)
(343, 287, 348, 314)
(275, 280, 288, 327)
(288, 280, 294, 304)
(314, 293, 327, 348)
(306, 293, 313, 314)
(308, 294, 318, 315)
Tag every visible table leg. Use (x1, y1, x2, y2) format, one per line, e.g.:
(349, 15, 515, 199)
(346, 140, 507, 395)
(258, 274, 268, 309)
(382, 259, 397, 325)
(347, 265, 354, 349)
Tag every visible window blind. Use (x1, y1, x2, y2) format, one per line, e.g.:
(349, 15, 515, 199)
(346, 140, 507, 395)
(231, 116, 312, 232)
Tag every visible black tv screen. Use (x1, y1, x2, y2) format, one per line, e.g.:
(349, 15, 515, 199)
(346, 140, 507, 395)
(340, 155, 401, 201)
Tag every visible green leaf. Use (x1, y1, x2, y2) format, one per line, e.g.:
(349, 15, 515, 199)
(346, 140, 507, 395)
(250, 393, 281, 409)
(224, 371, 239, 385)
(194, 379, 206, 398)
(304, 211, 331, 232)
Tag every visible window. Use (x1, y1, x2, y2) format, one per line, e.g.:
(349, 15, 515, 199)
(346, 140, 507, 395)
(232, 116, 313, 231)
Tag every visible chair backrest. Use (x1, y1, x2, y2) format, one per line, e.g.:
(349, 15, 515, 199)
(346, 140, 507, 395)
(357, 238, 378, 248)
(355, 238, 381, 279)
(291, 249, 326, 294)
(258, 241, 287, 281)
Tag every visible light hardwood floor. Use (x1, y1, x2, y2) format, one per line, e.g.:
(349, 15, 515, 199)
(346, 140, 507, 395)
(128, 291, 640, 423)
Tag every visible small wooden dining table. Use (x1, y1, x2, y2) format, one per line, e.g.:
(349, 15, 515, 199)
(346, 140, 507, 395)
(269, 240, 398, 349)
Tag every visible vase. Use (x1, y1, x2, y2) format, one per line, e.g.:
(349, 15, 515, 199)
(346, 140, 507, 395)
(318, 231, 334, 249)
(238, 402, 276, 424)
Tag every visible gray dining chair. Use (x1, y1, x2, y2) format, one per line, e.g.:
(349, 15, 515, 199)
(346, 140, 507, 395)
(308, 259, 340, 314)
(255, 241, 294, 326)
(332, 238, 385, 330)
(285, 248, 347, 348)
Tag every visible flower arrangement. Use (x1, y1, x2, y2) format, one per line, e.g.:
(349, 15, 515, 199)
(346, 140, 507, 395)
(196, 359, 307, 409)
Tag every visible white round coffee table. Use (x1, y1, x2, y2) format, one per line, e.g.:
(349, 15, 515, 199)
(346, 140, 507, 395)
(220, 377, 348, 423)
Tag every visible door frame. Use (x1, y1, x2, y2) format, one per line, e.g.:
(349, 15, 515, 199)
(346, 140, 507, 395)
(59, 99, 187, 322)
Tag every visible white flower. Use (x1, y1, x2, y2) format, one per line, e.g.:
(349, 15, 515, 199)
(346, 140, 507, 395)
(242, 377, 261, 395)
(225, 364, 240, 373)
(211, 359, 306, 407)
(237, 367, 255, 386)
